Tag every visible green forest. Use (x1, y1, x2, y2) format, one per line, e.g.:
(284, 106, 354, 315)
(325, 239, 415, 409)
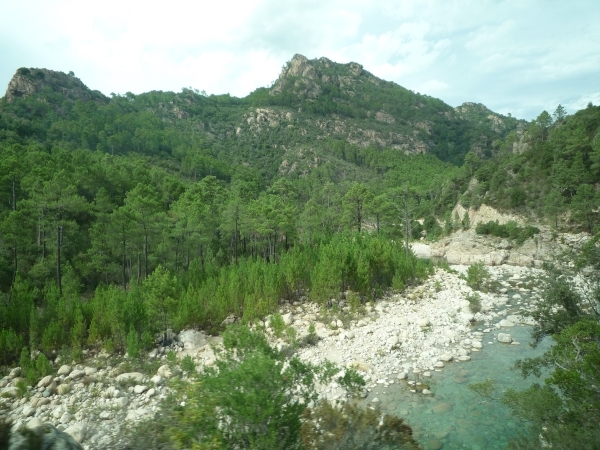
(0, 58, 599, 449)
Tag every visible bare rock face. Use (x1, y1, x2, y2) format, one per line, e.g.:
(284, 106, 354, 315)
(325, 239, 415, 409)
(4, 68, 106, 104)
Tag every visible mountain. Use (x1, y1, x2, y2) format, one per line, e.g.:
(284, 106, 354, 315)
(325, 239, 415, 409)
(0, 55, 522, 176)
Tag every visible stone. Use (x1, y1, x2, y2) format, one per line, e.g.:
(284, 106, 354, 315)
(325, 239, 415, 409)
(57, 384, 71, 395)
(9, 367, 21, 378)
(472, 341, 483, 349)
(422, 389, 432, 395)
(116, 396, 129, 408)
(134, 385, 148, 394)
(386, 336, 399, 347)
(457, 356, 471, 362)
(56, 365, 72, 376)
(434, 361, 445, 368)
(397, 372, 407, 379)
(439, 353, 453, 362)
(151, 375, 163, 385)
(84, 367, 97, 376)
(432, 402, 452, 414)
(371, 397, 380, 403)
(126, 407, 152, 421)
(64, 422, 87, 444)
(417, 318, 430, 327)
(281, 313, 293, 326)
(146, 388, 156, 398)
(336, 319, 344, 329)
(99, 411, 114, 420)
(116, 372, 145, 383)
(499, 319, 515, 327)
(157, 365, 174, 379)
(178, 329, 208, 351)
(21, 405, 35, 417)
(37, 375, 53, 388)
(1, 386, 19, 398)
(26, 418, 43, 429)
(497, 333, 513, 343)
(60, 412, 73, 424)
(69, 369, 85, 380)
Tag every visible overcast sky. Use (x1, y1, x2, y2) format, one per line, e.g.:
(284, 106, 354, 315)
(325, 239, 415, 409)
(1, 0, 598, 120)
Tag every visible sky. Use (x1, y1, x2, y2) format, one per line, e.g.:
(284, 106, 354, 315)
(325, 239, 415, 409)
(1, 0, 599, 120)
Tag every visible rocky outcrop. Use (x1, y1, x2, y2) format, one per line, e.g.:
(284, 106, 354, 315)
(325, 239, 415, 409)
(3, 68, 106, 104)
(428, 204, 591, 266)
(429, 228, 590, 267)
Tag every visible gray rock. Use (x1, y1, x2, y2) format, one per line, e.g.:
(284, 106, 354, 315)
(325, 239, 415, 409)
(457, 355, 471, 362)
(1, 386, 19, 398)
(497, 333, 513, 343)
(99, 411, 114, 420)
(133, 385, 148, 394)
(37, 375, 53, 388)
(26, 418, 43, 429)
(417, 318, 430, 327)
(64, 422, 88, 444)
(69, 369, 85, 380)
(57, 384, 71, 395)
(60, 412, 72, 424)
(84, 367, 97, 376)
(157, 365, 174, 379)
(21, 405, 35, 417)
(116, 372, 145, 383)
(57, 365, 72, 376)
(281, 313, 293, 326)
(178, 329, 208, 351)
(439, 353, 453, 362)
(499, 319, 515, 327)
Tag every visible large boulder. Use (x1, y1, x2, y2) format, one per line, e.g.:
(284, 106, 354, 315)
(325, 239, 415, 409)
(178, 329, 208, 351)
(115, 372, 145, 383)
(497, 333, 513, 343)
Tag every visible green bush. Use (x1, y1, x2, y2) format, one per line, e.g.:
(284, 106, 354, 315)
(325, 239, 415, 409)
(466, 262, 491, 292)
(466, 293, 482, 313)
(0, 328, 24, 366)
(475, 220, 539, 245)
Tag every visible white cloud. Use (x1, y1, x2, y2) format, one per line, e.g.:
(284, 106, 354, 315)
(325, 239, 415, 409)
(1, 0, 599, 119)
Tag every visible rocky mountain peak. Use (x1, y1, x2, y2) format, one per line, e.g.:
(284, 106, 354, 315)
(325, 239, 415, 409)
(269, 54, 369, 98)
(4, 67, 106, 104)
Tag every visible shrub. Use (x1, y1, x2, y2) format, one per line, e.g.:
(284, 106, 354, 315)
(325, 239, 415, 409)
(466, 262, 491, 292)
(181, 355, 196, 374)
(466, 293, 482, 313)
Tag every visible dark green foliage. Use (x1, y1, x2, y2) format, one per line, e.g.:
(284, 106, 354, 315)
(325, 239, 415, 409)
(466, 293, 482, 313)
(301, 401, 421, 449)
(122, 325, 375, 449)
(504, 320, 600, 449)
(475, 220, 539, 244)
(529, 266, 594, 346)
(465, 262, 491, 292)
(502, 242, 600, 449)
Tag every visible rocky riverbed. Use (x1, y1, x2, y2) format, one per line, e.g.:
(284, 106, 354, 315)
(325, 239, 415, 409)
(0, 258, 550, 449)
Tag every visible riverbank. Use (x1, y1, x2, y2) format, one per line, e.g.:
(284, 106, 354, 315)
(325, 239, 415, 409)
(0, 262, 547, 449)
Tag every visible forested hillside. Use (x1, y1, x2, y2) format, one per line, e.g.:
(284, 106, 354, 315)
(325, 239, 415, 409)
(0, 55, 598, 370)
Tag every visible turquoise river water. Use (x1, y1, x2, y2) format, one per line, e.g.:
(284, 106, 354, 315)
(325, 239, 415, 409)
(362, 275, 551, 450)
